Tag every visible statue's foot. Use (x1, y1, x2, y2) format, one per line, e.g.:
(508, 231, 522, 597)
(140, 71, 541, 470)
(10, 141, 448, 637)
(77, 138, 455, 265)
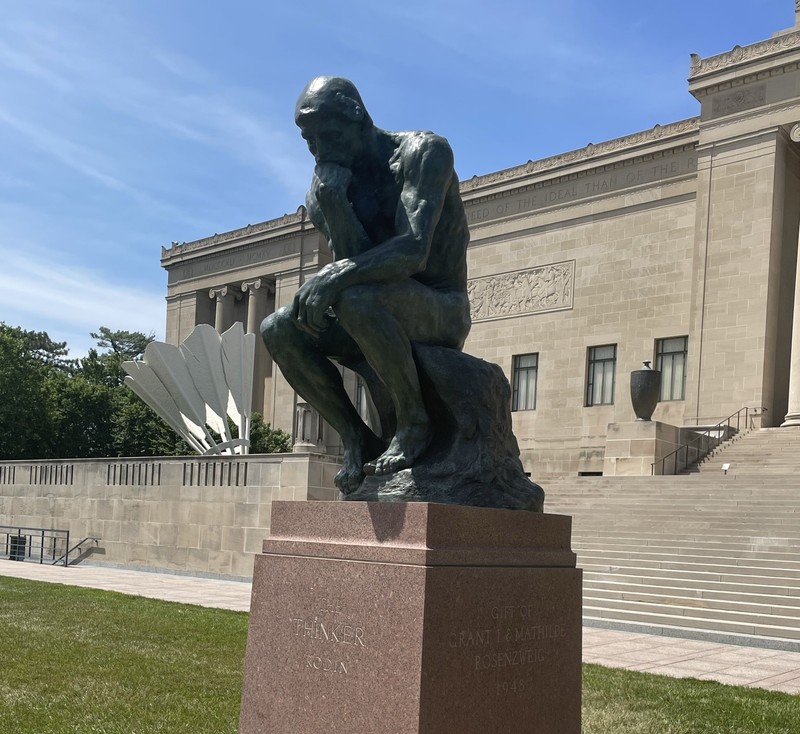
(336, 432, 384, 494)
(363, 421, 432, 476)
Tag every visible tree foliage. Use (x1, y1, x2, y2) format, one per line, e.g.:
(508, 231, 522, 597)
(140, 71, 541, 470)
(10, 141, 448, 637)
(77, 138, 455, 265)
(0, 324, 56, 459)
(249, 413, 291, 454)
(0, 324, 291, 460)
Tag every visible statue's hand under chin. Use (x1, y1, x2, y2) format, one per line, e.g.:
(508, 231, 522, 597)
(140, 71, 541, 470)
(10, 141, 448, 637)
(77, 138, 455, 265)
(313, 162, 352, 198)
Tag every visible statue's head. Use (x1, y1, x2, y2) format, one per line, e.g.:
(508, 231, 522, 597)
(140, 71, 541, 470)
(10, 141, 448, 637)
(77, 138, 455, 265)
(295, 77, 373, 166)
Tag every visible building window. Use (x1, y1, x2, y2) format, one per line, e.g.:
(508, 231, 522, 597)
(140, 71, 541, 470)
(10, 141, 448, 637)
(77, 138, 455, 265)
(586, 345, 616, 406)
(656, 336, 688, 401)
(511, 353, 538, 411)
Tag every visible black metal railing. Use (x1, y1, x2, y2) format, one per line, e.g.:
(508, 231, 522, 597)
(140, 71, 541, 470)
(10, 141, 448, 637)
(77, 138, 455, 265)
(1, 525, 70, 566)
(52, 537, 101, 566)
(651, 407, 765, 476)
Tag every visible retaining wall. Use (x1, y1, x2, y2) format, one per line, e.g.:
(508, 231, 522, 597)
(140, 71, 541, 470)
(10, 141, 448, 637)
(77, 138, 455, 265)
(0, 454, 340, 578)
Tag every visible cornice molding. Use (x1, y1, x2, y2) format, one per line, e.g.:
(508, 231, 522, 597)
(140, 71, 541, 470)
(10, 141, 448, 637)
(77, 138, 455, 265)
(692, 61, 800, 99)
(464, 143, 697, 209)
(690, 30, 800, 80)
(162, 206, 308, 261)
(459, 119, 698, 193)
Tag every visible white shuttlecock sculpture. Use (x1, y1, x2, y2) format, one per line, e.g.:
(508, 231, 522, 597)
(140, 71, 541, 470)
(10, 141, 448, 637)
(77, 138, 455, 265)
(122, 323, 256, 455)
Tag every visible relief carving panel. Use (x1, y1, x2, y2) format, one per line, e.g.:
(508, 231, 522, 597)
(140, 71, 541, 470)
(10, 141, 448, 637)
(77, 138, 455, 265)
(468, 261, 575, 322)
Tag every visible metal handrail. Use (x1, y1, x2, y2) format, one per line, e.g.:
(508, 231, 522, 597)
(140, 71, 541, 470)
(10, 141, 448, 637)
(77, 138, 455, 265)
(651, 407, 766, 476)
(1, 525, 70, 566)
(52, 537, 101, 566)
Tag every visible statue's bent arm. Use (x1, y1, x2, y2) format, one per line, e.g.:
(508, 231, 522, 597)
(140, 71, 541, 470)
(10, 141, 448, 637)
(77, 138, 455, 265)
(318, 134, 455, 292)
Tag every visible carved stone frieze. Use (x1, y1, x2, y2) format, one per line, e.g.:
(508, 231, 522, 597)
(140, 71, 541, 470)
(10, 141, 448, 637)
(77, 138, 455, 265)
(690, 31, 800, 79)
(711, 84, 767, 118)
(459, 120, 698, 193)
(468, 261, 575, 322)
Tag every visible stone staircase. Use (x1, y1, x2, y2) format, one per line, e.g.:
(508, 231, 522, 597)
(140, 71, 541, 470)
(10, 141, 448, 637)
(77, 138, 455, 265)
(688, 426, 800, 475)
(543, 429, 800, 650)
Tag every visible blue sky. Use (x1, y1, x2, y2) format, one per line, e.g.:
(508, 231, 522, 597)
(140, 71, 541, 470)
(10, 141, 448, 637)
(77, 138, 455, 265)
(0, 0, 791, 355)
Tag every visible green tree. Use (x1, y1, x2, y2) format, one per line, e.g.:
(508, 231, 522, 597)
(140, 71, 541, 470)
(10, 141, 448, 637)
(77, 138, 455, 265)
(90, 327, 154, 360)
(46, 371, 115, 458)
(0, 323, 56, 458)
(0, 323, 292, 459)
(111, 387, 190, 457)
(248, 413, 291, 454)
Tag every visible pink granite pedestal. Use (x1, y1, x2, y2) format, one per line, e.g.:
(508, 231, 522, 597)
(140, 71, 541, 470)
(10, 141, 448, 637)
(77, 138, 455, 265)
(239, 501, 582, 734)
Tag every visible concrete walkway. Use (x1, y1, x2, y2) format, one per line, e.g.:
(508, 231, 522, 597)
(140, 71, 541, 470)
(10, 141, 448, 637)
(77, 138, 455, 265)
(2, 561, 799, 695)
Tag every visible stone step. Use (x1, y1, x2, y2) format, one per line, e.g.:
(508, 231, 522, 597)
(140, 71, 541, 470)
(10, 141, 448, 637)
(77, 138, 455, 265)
(578, 552, 800, 578)
(566, 517, 800, 531)
(580, 560, 800, 586)
(569, 529, 800, 545)
(573, 540, 800, 563)
(581, 595, 800, 631)
(583, 569, 800, 597)
(583, 576, 800, 619)
(583, 604, 800, 642)
(550, 494, 800, 503)
(556, 509, 800, 521)
(576, 547, 800, 569)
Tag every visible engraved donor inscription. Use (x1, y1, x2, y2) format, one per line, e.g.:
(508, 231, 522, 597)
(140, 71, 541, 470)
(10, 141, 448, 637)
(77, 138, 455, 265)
(468, 261, 574, 322)
(448, 601, 571, 695)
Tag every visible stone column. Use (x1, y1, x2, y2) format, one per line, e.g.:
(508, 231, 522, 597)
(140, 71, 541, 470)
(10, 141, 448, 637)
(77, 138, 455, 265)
(242, 279, 276, 416)
(782, 124, 800, 427)
(241, 279, 272, 334)
(209, 285, 235, 333)
(782, 226, 800, 427)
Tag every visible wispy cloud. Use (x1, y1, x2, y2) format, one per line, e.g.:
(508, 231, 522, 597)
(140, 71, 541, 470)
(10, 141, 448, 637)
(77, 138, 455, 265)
(0, 246, 164, 357)
(0, 11, 308, 200)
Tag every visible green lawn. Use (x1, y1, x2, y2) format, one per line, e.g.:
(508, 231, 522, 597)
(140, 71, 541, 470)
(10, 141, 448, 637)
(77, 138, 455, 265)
(0, 575, 797, 733)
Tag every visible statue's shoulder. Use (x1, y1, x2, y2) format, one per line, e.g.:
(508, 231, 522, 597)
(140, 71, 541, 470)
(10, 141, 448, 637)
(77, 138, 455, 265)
(390, 131, 454, 177)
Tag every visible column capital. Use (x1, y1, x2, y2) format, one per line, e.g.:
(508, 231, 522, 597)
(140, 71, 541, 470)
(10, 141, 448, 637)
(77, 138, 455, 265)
(241, 278, 275, 295)
(209, 285, 231, 300)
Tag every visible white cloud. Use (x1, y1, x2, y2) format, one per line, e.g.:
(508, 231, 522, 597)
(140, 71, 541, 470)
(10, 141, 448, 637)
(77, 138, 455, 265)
(0, 10, 308, 201)
(0, 247, 165, 357)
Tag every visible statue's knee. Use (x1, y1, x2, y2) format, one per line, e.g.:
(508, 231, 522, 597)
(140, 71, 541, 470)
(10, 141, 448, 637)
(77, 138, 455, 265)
(260, 308, 292, 351)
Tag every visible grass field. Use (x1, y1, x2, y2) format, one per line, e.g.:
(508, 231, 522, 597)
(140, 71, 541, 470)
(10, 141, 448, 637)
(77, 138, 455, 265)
(1, 575, 798, 733)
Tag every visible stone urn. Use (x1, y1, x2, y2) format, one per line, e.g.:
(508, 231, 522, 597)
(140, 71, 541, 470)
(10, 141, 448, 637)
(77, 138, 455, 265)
(630, 361, 661, 421)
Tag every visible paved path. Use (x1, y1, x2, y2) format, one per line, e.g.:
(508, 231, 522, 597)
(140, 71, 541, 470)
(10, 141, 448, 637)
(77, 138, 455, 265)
(2, 561, 799, 694)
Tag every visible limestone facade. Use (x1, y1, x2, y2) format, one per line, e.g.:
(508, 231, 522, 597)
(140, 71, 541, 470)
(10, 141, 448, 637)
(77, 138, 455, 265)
(161, 17, 800, 479)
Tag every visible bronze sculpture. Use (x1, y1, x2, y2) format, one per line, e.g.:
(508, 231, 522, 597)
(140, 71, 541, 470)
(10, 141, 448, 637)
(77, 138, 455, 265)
(262, 77, 543, 510)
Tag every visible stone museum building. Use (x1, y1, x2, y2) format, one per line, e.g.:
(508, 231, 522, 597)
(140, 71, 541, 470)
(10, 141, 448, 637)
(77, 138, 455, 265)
(161, 13, 800, 479)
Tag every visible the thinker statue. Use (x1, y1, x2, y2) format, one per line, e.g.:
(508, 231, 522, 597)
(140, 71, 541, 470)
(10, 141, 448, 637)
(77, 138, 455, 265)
(263, 77, 543, 511)
(262, 76, 470, 492)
